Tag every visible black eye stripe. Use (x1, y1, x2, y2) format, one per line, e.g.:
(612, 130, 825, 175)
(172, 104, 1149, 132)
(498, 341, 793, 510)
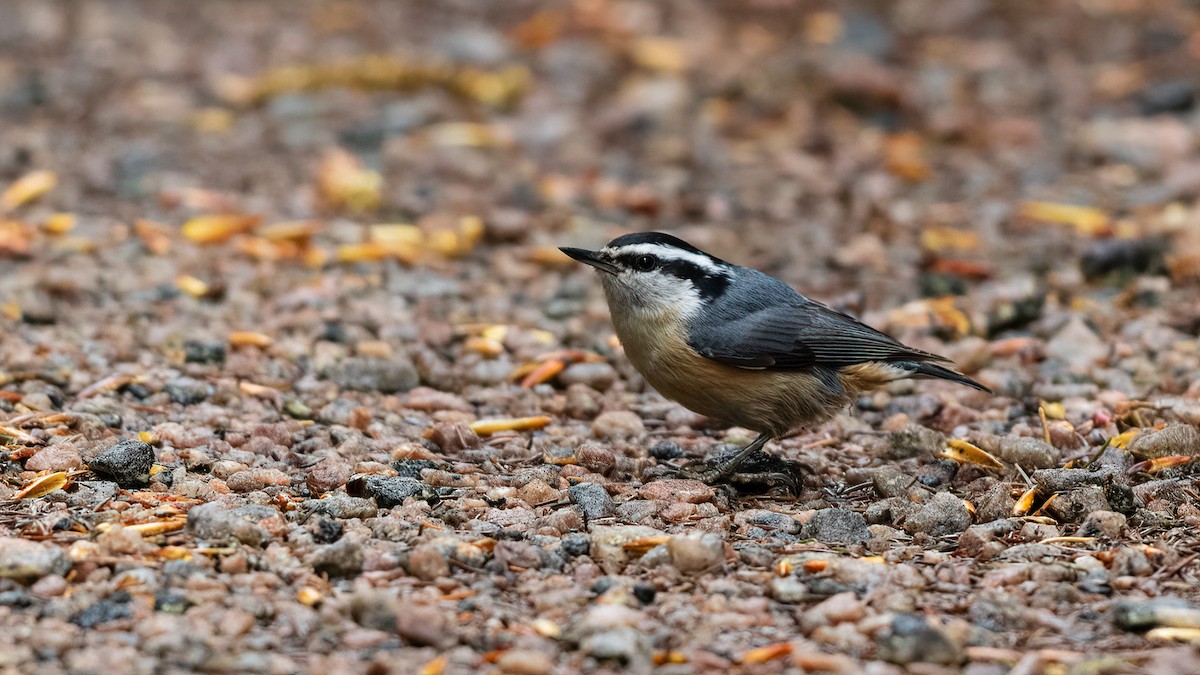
(615, 253, 730, 300)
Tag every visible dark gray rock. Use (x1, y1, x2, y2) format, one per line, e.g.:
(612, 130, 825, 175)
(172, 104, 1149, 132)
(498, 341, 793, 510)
(351, 476, 435, 508)
(568, 482, 615, 521)
(88, 439, 156, 488)
(876, 613, 964, 665)
(164, 377, 210, 405)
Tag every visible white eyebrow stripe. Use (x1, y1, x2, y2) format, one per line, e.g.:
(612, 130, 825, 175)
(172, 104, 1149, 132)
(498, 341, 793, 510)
(608, 243, 724, 274)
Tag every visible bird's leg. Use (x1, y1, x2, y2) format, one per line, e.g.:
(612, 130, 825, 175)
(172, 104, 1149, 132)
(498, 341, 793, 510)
(699, 432, 773, 484)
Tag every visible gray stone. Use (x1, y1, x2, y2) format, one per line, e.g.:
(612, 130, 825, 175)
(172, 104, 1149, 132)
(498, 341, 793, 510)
(1045, 486, 1111, 523)
(995, 437, 1059, 469)
(1077, 510, 1127, 538)
(568, 482, 615, 521)
(905, 492, 971, 537)
(876, 613, 963, 665)
(164, 377, 210, 405)
(0, 538, 70, 581)
(88, 439, 156, 488)
(1033, 467, 1117, 493)
(186, 502, 276, 546)
(804, 508, 870, 544)
(308, 536, 364, 578)
(327, 356, 419, 394)
(1127, 424, 1200, 459)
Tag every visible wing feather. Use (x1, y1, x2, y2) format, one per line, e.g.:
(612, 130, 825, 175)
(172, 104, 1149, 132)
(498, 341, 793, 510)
(689, 300, 949, 371)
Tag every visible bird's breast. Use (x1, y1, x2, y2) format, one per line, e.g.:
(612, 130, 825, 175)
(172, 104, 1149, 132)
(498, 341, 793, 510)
(609, 312, 844, 436)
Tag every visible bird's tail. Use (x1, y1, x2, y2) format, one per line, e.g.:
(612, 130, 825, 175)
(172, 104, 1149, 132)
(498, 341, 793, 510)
(895, 361, 992, 393)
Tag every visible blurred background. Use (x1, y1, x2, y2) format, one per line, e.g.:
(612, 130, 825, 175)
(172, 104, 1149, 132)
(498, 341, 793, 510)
(1, 0, 1199, 393)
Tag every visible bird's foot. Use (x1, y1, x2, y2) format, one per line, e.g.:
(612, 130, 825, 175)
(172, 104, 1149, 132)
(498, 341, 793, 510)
(656, 444, 804, 497)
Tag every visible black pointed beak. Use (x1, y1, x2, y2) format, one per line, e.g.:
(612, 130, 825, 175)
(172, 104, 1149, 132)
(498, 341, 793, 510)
(559, 247, 619, 274)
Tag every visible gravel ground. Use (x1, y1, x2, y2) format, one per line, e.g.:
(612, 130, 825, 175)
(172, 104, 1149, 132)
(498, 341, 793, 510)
(2, 1, 1200, 673)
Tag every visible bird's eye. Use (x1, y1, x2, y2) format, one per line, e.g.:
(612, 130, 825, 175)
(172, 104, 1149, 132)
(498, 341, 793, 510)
(633, 255, 656, 272)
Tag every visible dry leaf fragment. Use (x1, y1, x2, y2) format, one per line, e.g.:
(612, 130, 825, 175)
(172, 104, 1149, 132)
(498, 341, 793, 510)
(1, 170, 57, 212)
(464, 336, 504, 357)
(884, 132, 932, 181)
(1039, 536, 1096, 546)
(77, 374, 136, 399)
(182, 214, 261, 244)
(258, 219, 320, 241)
(1129, 455, 1193, 475)
(318, 149, 382, 213)
(427, 122, 510, 148)
(742, 643, 794, 665)
(95, 518, 187, 537)
(469, 416, 551, 436)
(0, 220, 32, 257)
(175, 275, 210, 297)
(368, 223, 422, 261)
(653, 651, 688, 665)
(0, 424, 44, 445)
(1019, 201, 1110, 237)
(1109, 430, 1139, 449)
(1147, 627, 1200, 643)
(134, 219, 172, 255)
(335, 242, 392, 263)
(630, 37, 688, 72)
(803, 560, 829, 574)
(921, 227, 979, 252)
(297, 586, 323, 606)
(938, 439, 1004, 470)
(229, 331, 273, 348)
(621, 536, 670, 556)
(418, 655, 447, 675)
(1013, 487, 1041, 516)
(42, 213, 76, 235)
(239, 381, 279, 399)
(520, 359, 566, 388)
(531, 618, 560, 639)
(14, 471, 72, 499)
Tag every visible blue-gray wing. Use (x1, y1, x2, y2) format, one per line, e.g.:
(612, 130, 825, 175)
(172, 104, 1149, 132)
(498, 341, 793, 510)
(688, 300, 950, 371)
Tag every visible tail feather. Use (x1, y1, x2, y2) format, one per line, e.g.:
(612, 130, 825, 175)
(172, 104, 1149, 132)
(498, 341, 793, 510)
(895, 361, 992, 393)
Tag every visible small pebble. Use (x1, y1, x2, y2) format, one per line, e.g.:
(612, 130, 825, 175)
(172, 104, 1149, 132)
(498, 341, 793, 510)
(667, 532, 724, 573)
(904, 492, 971, 537)
(0, 538, 70, 581)
(804, 508, 870, 544)
(638, 479, 714, 504)
(568, 482, 615, 521)
(25, 445, 83, 472)
(591, 411, 645, 441)
(495, 650, 554, 675)
(408, 544, 450, 581)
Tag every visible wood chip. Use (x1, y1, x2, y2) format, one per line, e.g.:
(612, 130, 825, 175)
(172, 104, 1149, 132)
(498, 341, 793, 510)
(938, 439, 1005, 470)
(1, 170, 57, 212)
(469, 416, 551, 436)
(13, 471, 73, 499)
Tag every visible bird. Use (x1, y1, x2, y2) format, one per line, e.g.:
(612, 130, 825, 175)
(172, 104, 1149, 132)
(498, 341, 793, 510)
(560, 231, 990, 487)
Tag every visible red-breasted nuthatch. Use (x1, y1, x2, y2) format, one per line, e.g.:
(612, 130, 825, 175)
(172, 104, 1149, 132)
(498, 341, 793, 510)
(561, 231, 990, 484)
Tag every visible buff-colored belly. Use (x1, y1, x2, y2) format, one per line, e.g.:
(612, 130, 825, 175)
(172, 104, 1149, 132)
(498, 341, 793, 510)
(612, 314, 856, 436)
